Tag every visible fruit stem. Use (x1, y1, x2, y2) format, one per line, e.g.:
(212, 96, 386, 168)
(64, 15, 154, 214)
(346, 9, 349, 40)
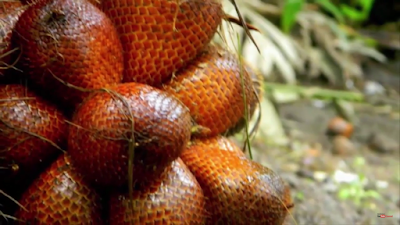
(236, 34, 253, 160)
(190, 124, 211, 137)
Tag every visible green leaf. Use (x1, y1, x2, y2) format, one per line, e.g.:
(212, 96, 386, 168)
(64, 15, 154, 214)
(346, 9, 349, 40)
(281, 0, 305, 33)
(365, 190, 381, 199)
(295, 192, 305, 201)
(353, 156, 366, 167)
(338, 188, 351, 200)
(340, 5, 366, 21)
(315, 0, 345, 23)
(357, 0, 375, 15)
(361, 37, 379, 47)
(358, 174, 366, 182)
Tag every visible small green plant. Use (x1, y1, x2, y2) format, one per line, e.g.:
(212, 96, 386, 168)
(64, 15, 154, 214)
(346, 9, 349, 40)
(281, 0, 375, 32)
(281, 0, 305, 33)
(295, 191, 305, 201)
(336, 157, 381, 207)
(337, 174, 381, 206)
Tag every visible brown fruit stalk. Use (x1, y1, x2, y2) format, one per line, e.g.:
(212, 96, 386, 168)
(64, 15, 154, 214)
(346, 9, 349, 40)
(14, 154, 103, 224)
(12, 0, 123, 109)
(180, 136, 294, 225)
(0, 1, 27, 76)
(101, 0, 223, 86)
(68, 82, 192, 187)
(109, 158, 206, 224)
(162, 44, 258, 137)
(0, 84, 67, 177)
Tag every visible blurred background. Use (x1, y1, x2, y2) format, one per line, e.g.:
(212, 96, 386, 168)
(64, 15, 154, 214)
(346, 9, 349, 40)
(214, 0, 400, 224)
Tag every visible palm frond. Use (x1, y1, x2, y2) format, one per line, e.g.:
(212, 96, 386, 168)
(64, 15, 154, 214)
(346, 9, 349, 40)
(216, 0, 386, 87)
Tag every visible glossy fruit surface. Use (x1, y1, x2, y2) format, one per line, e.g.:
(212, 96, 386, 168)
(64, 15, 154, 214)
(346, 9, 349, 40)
(0, 84, 67, 175)
(68, 82, 192, 187)
(102, 0, 223, 86)
(14, 154, 103, 224)
(162, 44, 258, 137)
(180, 136, 293, 225)
(0, 1, 27, 76)
(20, 0, 102, 7)
(109, 158, 206, 224)
(13, 0, 123, 108)
(326, 116, 354, 138)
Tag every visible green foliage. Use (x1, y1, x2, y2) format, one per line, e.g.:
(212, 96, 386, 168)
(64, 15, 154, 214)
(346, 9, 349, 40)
(339, 0, 375, 22)
(337, 175, 381, 206)
(337, 157, 381, 207)
(315, 0, 345, 22)
(281, 0, 305, 33)
(295, 192, 305, 201)
(314, 0, 375, 23)
(281, 0, 375, 32)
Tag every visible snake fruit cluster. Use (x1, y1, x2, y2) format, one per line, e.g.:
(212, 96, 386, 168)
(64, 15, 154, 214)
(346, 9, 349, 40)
(0, 0, 293, 224)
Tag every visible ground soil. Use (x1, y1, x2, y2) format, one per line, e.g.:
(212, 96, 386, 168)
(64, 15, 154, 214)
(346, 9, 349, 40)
(243, 60, 400, 225)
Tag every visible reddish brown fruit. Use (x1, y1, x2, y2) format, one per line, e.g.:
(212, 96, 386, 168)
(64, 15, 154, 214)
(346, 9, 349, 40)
(14, 154, 103, 224)
(68, 82, 192, 187)
(20, 0, 101, 7)
(109, 158, 206, 224)
(180, 136, 294, 225)
(224, 62, 264, 136)
(0, 84, 67, 176)
(101, 0, 223, 86)
(326, 116, 353, 138)
(162, 44, 258, 137)
(19, 0, 37, 5)
(0, 1, 21, 14)
(13, 0, 123, 108)
(0, 1, 27, 76)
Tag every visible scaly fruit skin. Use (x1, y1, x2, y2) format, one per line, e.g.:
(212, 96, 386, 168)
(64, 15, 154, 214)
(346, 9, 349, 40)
(20, 0, 101, 7)
(109, 158, 206, 224)
(224, 62, 264, 136)
(162, 44, 257, 137)
(0, 1, 22, 14)
(68, 82, 192, 187)
(13, 0, 123, 108)
(180, 136, 294, 225)
(14, 154, 103, 225)
(102, 0, 223, 86)
(0, 1, 27, 76)
(0, 84, 67, 176)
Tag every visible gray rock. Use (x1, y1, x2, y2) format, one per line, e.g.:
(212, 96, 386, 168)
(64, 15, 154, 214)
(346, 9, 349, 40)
(368, 132, 399, 153)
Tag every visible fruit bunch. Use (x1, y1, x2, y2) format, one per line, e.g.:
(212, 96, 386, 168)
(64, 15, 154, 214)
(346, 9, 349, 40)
(0, 0, 294, 224)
